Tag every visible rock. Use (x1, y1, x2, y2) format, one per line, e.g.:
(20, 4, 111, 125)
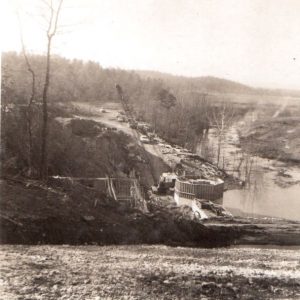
(82, 215, 95, 222)
(201, 281, 219, 290)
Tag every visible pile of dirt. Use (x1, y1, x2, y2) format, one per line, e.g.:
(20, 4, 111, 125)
(0, 178, 236, 247)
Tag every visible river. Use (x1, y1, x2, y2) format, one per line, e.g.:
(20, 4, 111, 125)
(199, 123, 300, 221)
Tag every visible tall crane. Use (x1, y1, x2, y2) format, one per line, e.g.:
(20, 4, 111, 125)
(115, 84, 136, 126)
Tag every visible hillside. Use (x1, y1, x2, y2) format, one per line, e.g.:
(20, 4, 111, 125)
(0, 178, 232, 246)
(136, 70, 300, 98)
(3, 52, 300, 109)
(136, 70, 255, 95)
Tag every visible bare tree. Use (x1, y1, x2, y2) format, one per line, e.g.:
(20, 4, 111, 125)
(40, 0, 64, 180)
(18, 18, 36, 177)
(207, 102, 236, 167)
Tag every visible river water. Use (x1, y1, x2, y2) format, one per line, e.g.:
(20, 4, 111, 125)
(200, 124, 300, 221)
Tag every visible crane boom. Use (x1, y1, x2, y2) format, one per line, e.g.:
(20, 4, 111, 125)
(115, 84, 135, 122)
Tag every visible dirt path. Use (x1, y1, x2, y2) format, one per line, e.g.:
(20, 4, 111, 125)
(1, 245, 299, 299)
(74, 112, 135, 137)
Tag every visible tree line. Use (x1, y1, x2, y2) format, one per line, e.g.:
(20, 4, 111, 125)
(2, 47, 248, 179)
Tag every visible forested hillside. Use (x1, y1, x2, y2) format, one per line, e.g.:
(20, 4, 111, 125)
(136, 70, 300, 98)
(1, 52, 164, 105)
(1, 51, 250, 171)
(136, 70, 255, 95)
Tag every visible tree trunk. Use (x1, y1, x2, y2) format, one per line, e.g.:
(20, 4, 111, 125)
(40, 37, 52, 180)
(20, 35, 36, 177)
(26, 67, 36, 177)
(217, 133, 222, 167)
(27, 107, 33, 176)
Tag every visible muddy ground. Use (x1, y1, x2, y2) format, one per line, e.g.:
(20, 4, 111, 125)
(239, 116, 300, 163)
(0, 245, 299, 299)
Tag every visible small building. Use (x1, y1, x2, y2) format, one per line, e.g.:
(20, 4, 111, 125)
(174, 176, 224, 206)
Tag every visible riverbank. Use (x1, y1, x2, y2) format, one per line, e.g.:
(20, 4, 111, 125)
(1, 245, 300, 299)
(239, 116, 300, 163)
(205, 115, 300, 221)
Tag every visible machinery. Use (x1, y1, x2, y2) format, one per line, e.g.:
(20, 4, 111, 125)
(151, 172, 177, 194)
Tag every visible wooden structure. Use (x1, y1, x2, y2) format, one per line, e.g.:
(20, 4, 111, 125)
(50, 176, 148, 212)
(174, 175, 224, 205)
(107, 177, 147, 212)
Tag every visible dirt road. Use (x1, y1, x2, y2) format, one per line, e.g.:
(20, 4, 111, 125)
(74, 112, 135, 137)
(1, 245, 299, 299)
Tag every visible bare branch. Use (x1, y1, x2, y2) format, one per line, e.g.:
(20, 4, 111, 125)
(16, 10, 37, 176)
(17, 12, 36, 106)
(46, 0, 54, 37)
(50, 0, 64, 38)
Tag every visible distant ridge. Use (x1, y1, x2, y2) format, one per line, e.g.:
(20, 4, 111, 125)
(135, 70, 300, 98)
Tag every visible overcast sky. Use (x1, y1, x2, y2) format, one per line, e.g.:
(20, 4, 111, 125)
(1, 0, 300, 89)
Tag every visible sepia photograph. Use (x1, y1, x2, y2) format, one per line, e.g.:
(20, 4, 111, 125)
(1, 0, 300, 299)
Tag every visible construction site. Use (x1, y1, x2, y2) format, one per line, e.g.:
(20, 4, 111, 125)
(2, 3, 300, 298)
(48, 84, 238, 221)
(2, 80, 300, 247)
(2, 97, 300, 300)
(0, 84, 238, 247)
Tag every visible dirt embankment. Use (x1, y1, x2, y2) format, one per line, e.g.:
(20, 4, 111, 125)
(1, 245, 300, 299)
(240, 117, 300, 162)
(1, 178, 300, 247)
(204, 217, 300, 246)
(49, 117, 169, 187)
(0, 178, 234, 247)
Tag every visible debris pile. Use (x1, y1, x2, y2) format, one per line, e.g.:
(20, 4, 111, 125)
(181, 157, 224, 179)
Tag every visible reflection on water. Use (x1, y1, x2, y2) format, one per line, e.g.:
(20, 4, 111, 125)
(224, 183, 300, 221)
(199, 126, 300, 221)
